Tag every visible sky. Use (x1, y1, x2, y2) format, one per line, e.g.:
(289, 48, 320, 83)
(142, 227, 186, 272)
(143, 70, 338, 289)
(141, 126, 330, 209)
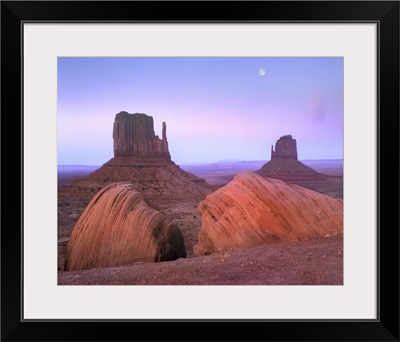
(58, 57, 343, 165)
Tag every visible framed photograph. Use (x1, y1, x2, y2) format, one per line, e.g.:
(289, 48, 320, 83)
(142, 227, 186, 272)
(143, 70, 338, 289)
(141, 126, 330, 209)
(2, 1, 399, 341)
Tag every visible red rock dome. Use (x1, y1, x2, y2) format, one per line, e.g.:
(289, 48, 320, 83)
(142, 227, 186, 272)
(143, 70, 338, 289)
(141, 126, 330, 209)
(194, 171, 343, 255)
(64, 182, 187, 271)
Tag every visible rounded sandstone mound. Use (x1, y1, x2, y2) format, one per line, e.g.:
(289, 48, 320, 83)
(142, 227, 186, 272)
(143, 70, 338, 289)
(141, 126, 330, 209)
(194, 171, 343, 255)
(64, 182, 186, 271)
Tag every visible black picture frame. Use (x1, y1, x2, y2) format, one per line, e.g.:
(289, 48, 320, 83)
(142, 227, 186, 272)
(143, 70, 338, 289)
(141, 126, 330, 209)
(1, 1, 399, 341)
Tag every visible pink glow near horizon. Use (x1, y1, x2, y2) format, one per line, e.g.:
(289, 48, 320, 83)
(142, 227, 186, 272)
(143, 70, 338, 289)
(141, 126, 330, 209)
(58, 57, 343, 165)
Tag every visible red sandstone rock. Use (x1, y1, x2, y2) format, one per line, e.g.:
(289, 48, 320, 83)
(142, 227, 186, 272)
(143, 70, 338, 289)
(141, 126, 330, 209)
(271, 134, 298, 159)
(113, 112, 170, 159)
(193, 171, 343, 255)
(64, 182, 187, 271)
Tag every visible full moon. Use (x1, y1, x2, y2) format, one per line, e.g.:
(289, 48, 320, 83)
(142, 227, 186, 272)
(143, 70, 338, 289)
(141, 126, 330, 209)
(259, 68, 266, 76)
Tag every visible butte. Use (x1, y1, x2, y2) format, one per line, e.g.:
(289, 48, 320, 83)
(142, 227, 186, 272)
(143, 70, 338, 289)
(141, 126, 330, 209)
(60, 112, 213, 201)
(256, 134, 328, 181)
(255, 135, 343, 197)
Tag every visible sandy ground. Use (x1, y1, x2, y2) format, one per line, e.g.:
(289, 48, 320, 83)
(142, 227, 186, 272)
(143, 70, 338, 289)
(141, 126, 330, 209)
(58, 160, 343, 285)
(58, 233, 343, 285)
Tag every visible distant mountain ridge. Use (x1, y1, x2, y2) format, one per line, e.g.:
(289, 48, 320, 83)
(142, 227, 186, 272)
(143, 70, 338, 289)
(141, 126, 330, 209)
(58, 165, 100, 172)
(58, 158, 343, 172)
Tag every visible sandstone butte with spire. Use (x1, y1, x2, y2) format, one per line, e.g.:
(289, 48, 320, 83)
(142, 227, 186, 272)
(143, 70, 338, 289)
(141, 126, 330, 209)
(59, 111, 213, 202)
(113, 111, 171, 159)
(256, 134, 328, 181)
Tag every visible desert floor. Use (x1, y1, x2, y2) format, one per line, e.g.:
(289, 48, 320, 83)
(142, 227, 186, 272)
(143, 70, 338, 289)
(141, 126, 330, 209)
(58, 160, 343, 286)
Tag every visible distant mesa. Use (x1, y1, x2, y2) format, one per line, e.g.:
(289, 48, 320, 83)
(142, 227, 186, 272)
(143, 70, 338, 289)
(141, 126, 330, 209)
(64, 182, 187, 271)
(193, 171, 343, 256)
(256, 134, 328, 181)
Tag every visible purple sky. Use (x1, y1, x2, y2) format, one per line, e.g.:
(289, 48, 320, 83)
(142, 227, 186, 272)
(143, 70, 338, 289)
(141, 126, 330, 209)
(58, 57, 343, 165)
